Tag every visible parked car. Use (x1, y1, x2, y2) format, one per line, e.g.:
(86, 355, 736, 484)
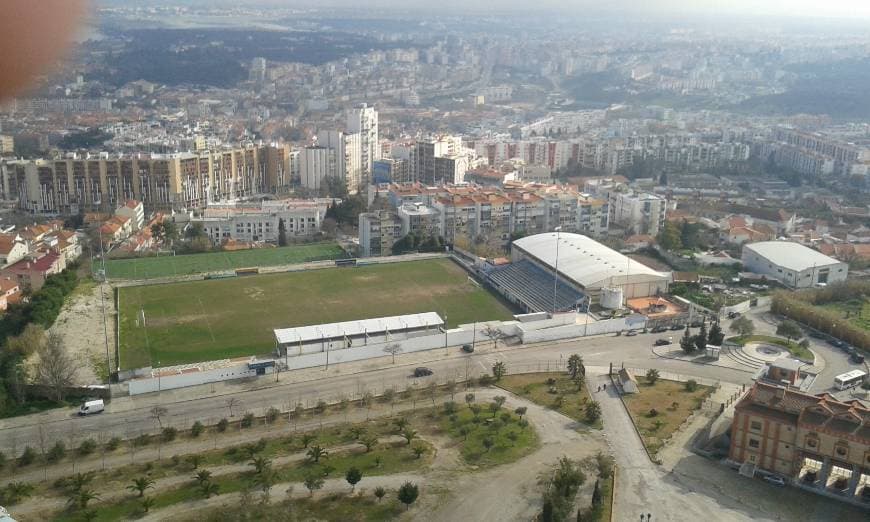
(461, 344, 474, 353)
(625, 330, 639, 337)
(651, 325, 668, 333)
(851, 353, 865, 364)
(763, 475, 786, 487)
(831, 339, 846, 349)
(413, 367, 433, 377)
(78, 399, 105, 416)
(728, 311, 741, 319)
(670, 324, 686, 331)
(654, 338, 672, 346)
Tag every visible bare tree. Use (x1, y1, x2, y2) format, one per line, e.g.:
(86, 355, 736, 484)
(225, 397, 241, 418)
(383, 343, 403, 364)
(150, 406, 168, 428)
(35, 332, 79, 402)
(481, 326, 506, 350)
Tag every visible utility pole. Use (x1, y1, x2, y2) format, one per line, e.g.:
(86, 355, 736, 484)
(98, 226, 111, 377)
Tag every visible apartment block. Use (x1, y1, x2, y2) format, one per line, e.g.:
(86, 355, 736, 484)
(194, 199, 328, 244)
(358, 210, 402, 257)
(0, 144, 294, 214)
(612, 192, 667, 236)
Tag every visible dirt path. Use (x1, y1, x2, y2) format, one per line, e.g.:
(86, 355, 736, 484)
(48, 281, 115, 385)
(421, 389, 607, 522)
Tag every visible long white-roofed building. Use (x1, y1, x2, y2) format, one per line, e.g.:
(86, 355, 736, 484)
(741, 241, 847, 289)
(274, 312, 443, 357)
(492, 232, 669, 311)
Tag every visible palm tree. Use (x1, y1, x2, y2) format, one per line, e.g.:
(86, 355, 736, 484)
(250, 456, 272, 475)
(401, 427, 417, 446)
(465, 393, 475, 405)
(140, 496, 156, 514)
(194, 469, 213, 486)
(200, 481, 220, 499)
(68, 472, 95, 494)
(393, 417, 409, 432)
(301, 433, 316, 448)
(127, 477, 155, 498)
(68, 488, 100, 510)
(186, 454, 203, 470)
(306, 445, 328, 463)
(412, 445, 426, 459)
(567, 354, 584, 379)
(374, 486, 386, 502)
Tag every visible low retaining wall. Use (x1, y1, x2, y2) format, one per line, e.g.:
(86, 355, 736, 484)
(518, 315, 646, 343)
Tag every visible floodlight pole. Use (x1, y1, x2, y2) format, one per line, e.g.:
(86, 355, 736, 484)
(553, 226, 562, 315)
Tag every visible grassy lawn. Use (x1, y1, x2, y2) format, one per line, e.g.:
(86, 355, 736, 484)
(728, 334, 813, 361)
(118, 258, 516, 369)
(497, 372, 601, 429)
(587, 472, 614, 522)
(622, 378, 713, 456)
(821, 298, 870, 331)
(105, 242, 347, 280)
(54, 439, 432, 521)
(437, 402, 538, 468)
(183, 493, 407, 522)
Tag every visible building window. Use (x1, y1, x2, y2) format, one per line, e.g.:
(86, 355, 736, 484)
(749, 438, 760, 449)
(750, 421, 762, 431)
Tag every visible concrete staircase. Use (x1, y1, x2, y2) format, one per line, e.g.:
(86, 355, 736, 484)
(722, 344, 768, 370)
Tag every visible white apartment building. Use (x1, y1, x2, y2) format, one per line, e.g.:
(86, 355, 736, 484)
(346, 103, 379, 185)
(114, 199, 145, 231)
(612, 192, 667, 236)
(194, 199, 328, 244)
(318, 130, 363, 193)
(300, 146, 336, 192)
(358, 210, 402, 257)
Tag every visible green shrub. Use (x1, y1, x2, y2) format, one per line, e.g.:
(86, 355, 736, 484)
(685, 379, 698, 392)
(47, 441, 66, 463)
(162, 427, 177, 442)
(241, 412, 255, 428)
(18, 447, 36, 467)
(78, 439, 97, 456)
(265, 407, 280, 424)
(190, 421, 205, 437)
(216, 418, 229, 432)
(105, 437, 122, 451)
(134, 434, 151, 447)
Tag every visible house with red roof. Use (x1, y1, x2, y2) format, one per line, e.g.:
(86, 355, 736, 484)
(1, 252, 62, 292)
(0, 276, 21, 311)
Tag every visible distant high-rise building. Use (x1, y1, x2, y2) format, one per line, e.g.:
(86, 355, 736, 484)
(249, 57, 267, 83)
(346, 103, 379, 185)
(317, 131, 362, 194)
(300, 146, 336, 193)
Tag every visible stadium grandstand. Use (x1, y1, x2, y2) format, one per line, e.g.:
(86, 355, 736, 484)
(485, 259, 586, 313)
(483, 232, 670, 312)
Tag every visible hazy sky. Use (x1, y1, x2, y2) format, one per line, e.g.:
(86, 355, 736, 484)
(107, 1, 870, 19)
(243, 0, 870, 19)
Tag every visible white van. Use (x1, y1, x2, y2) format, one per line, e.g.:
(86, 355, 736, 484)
(79, 399, 105, 416)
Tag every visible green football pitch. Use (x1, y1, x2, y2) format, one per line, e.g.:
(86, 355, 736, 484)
(117, 258, 516, 369)
(105, 242, 347, 280)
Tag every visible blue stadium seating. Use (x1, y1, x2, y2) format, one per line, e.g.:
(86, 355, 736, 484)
(486, 260, 585, 313)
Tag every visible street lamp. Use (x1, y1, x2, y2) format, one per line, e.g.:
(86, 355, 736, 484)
(553, 226, 562, 315)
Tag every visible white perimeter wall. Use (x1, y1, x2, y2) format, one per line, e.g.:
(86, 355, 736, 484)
(127, 313, 646, 396)
(128, 321, 516, 395)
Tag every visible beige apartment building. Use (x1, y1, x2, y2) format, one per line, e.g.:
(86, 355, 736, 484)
(0, 144, 293, 214)
(730, 382, 870, 504)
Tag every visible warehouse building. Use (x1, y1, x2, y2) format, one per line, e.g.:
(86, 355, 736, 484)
(741, 241, 848, 289)
(489, 232, 669, 311)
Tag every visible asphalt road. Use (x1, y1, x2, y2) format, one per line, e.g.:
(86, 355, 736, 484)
(0, 331, 753, 457)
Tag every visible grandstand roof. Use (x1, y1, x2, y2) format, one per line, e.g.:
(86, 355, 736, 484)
(274, 312, 443, 345)
(512, 232, 668, 289)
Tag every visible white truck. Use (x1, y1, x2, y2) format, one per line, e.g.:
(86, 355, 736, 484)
(78, 399, 105, 416)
